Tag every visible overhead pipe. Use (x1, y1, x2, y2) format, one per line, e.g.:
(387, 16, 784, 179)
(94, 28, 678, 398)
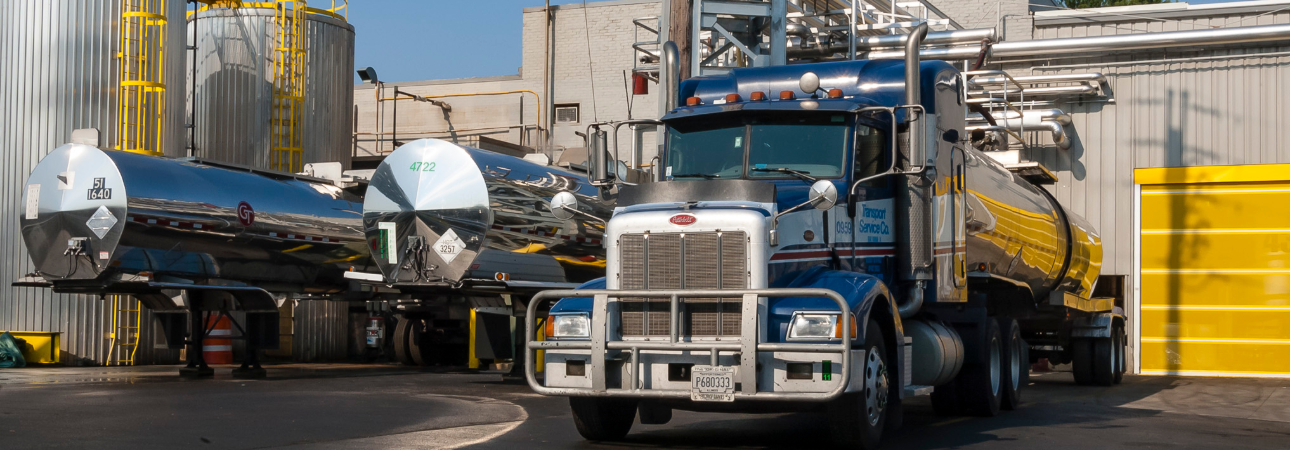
(856, 28, 996, 49)
(968, 121, 1071, 150)
(967, 108, 1072, 126)
(862, 23, 1290, 61)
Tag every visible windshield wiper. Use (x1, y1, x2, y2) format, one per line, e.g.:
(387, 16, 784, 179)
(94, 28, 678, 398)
(671, 173, 720, 179)
(750, 167, 817, 183)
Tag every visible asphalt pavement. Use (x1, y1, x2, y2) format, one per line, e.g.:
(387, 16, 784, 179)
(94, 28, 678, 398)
(1, 364, 1288, 449)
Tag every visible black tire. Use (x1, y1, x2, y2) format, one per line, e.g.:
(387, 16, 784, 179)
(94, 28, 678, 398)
(1113, 325, 1126, 384)
(828, 319, 892, 449)
(1000, 319, 1024, 410)
(962, 319, 1002, 417)
(1071, 338, 1094, 385)
(1092, 334, 1117, 386)
(570, 397, 637, 441)
(408, 319, 433, 366)
(393, 317, 415, 366)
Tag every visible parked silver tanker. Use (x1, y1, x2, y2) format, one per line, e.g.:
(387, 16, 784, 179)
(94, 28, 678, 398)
(20, 143, 370, 296)
(18, 138, 612, 372)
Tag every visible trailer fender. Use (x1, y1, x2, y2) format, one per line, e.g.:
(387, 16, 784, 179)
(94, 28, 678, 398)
(1069, 312, 1124, 339)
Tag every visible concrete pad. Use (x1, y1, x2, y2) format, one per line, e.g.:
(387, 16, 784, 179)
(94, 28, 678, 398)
(1252, 387, 1290, 423)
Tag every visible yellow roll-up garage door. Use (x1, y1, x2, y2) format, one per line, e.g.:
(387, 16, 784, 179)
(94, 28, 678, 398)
(1136, 164, 1290, 377)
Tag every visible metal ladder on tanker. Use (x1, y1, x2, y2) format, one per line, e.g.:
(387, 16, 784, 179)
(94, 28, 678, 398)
(108, 296, 142, 366)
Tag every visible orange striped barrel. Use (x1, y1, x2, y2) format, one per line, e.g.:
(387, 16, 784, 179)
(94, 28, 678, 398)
(203, 315, 234, 364)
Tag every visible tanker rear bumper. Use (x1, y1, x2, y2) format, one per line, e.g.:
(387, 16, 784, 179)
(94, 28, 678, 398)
(525, 288, 857, 403)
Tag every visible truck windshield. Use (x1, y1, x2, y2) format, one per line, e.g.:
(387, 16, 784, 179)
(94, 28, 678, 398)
(664, 114, 851, 181)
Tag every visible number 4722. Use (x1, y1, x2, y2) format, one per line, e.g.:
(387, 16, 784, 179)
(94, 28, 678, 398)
(410, 161, 436, 172)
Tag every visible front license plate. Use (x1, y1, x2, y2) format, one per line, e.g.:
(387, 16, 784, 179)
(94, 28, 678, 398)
(691, 365, 735, 402)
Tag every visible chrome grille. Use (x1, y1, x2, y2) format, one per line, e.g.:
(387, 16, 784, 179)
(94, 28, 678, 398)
(618, 231, 748, 337)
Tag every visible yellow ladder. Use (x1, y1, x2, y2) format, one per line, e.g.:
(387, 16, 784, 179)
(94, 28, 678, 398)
(108, 296, 142, 366)
(271, 0, 307, 172)
(118, 0, 167, 156)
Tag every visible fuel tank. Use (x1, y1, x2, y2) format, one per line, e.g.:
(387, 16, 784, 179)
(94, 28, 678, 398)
(961, 147, 1102, 300)
(20, 144, 369, 293)
(362, 139, 611, 288)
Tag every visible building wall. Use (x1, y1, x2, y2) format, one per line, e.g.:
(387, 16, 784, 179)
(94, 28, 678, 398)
(354, 0, 661, 166)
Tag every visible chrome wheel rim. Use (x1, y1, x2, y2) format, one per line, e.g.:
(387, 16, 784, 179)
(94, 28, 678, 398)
(864, 347, 888, 426)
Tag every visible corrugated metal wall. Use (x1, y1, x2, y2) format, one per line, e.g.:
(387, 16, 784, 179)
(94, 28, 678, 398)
(1006, 9, 1290, 277)
(291, 300, 351, 362)
(0, 0, 187, 365)
(189, 7, 355, 169)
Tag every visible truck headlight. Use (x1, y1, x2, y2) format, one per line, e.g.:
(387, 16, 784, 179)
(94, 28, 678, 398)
(546, 313, 590, 339)
(787, 312, 857, 340)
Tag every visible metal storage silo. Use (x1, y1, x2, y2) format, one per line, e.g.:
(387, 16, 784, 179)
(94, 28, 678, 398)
(189, 2, 355, 172)
(0, 0, 188, 364)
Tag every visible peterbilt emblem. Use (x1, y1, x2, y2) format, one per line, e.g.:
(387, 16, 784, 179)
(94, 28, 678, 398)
(237, 201, 255, 227)
(670, 214, 697, 226)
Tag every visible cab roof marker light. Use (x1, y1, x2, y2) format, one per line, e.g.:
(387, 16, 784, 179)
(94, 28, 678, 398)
(827, 89, 844, 99)
(779, 91, 795, 100)
(686, 96, 702, 106)
(725, 93, 742, 103)
(750, 91, 767, 101)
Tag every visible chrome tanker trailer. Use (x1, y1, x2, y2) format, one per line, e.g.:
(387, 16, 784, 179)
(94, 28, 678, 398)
(349, 138, 612, 366)
(19, 142, 371, 377)
(18, 137, 609, 375)
(527, 38, 1124, 447)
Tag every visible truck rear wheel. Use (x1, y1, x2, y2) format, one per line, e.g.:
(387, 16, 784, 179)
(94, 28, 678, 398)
(393, 317, 415, 366)
(961, 318, 1002, 417)
(1000, 319, 1025, 410)
(828, 319, 891, 449)
(1072, 338, 1094, 385)
(570, 397, 637, 441)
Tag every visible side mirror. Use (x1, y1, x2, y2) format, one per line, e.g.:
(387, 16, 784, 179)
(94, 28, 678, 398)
(550, 191, 578, 221)
(809, 180, 838, 210)
(588, 129, 611, 186)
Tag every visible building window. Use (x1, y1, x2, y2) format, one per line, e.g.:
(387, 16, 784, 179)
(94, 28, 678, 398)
(555, 104, 580, 124)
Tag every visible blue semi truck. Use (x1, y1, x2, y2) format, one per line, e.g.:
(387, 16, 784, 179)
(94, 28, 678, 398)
(526, 34, 1124, 448)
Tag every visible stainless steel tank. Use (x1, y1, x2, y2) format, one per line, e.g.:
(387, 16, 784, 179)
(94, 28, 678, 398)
(21, 144, 371, 294)
(189, 5, 355, 169)
(363, 139, 612, 287)
(0, 0, 189, 362)
(962, 148, 1102, 300)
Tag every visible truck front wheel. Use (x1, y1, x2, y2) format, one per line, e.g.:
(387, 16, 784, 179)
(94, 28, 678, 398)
(829, 319, 891, 449)
(570, 397, 637, 441)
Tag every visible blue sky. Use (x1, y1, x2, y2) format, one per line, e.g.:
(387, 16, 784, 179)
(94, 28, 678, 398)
(347, 0, 1247, 84)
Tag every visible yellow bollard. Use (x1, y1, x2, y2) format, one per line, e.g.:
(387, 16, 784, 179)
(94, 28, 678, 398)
(468, 308, 480, 369)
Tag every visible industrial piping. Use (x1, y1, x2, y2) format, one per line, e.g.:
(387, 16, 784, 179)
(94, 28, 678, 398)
(860, 22, 1290, 60)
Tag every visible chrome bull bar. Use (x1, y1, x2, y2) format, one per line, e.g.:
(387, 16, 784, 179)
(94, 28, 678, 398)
(525, 288, 852, 402)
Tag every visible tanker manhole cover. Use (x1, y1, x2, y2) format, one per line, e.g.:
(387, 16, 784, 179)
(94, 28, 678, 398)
(434, 228, 466, 264)
(86, 205, 117, 239)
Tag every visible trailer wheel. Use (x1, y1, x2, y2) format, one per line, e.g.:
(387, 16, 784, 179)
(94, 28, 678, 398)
(1114, 324, 1126, 384)
(393, 317, 415, 366)
(570, 397, 637, 441)
(1072, 338, 1094, 385)
(962, 318, 1002, 417)
(1091, 332, 1119, 386)
(828, 319, 890, 449)
(408, 319, 434, 366)
(1000, 319, 1025, 410)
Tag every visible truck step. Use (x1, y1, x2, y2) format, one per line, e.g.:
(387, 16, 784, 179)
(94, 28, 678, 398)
(904, 385, 935, 397)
